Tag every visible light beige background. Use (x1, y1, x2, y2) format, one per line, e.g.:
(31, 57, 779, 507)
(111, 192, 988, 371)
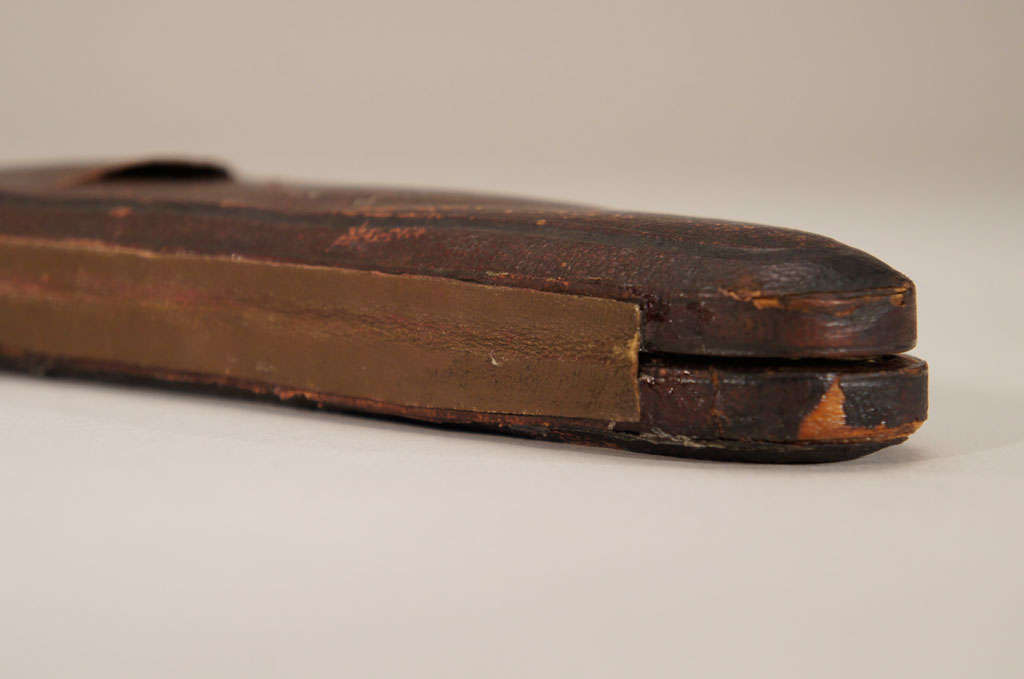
(1, 1, 1022, 677)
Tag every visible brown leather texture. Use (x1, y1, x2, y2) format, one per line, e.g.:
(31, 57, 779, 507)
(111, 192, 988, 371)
(0, 236, 641, 421)
(0, 159, 915, 359)
(0, 159, 927, 462)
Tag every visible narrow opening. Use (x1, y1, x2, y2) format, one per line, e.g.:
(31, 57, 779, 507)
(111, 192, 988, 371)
(95, 160, 230, 183)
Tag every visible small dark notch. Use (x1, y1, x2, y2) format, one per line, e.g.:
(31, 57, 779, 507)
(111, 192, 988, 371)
(95, 160, 231, 183)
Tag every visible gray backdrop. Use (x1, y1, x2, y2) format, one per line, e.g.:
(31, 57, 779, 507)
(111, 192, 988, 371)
(2, 1, 1022, 677)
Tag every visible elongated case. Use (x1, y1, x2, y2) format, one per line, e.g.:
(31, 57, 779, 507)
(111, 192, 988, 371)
(0, 159, 927, 462)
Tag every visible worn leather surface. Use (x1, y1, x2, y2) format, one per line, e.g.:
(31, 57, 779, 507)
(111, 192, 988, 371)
(0, 159, 927, 461)
(0, 236, 641, 421)
(0, 159, 916, 358)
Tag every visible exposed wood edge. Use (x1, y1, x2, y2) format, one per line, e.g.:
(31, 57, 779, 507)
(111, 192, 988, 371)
(715, 283, 912, 309)
(796, 378, 923, 442)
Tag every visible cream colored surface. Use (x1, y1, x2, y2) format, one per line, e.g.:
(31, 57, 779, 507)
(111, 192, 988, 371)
(1, 1, 1022, 677)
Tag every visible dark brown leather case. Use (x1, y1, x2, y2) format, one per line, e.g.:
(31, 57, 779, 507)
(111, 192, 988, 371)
(0, 159, 927, 462)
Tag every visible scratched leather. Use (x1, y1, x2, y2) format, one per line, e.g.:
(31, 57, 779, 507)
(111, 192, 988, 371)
(0, 159, 915, 358)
